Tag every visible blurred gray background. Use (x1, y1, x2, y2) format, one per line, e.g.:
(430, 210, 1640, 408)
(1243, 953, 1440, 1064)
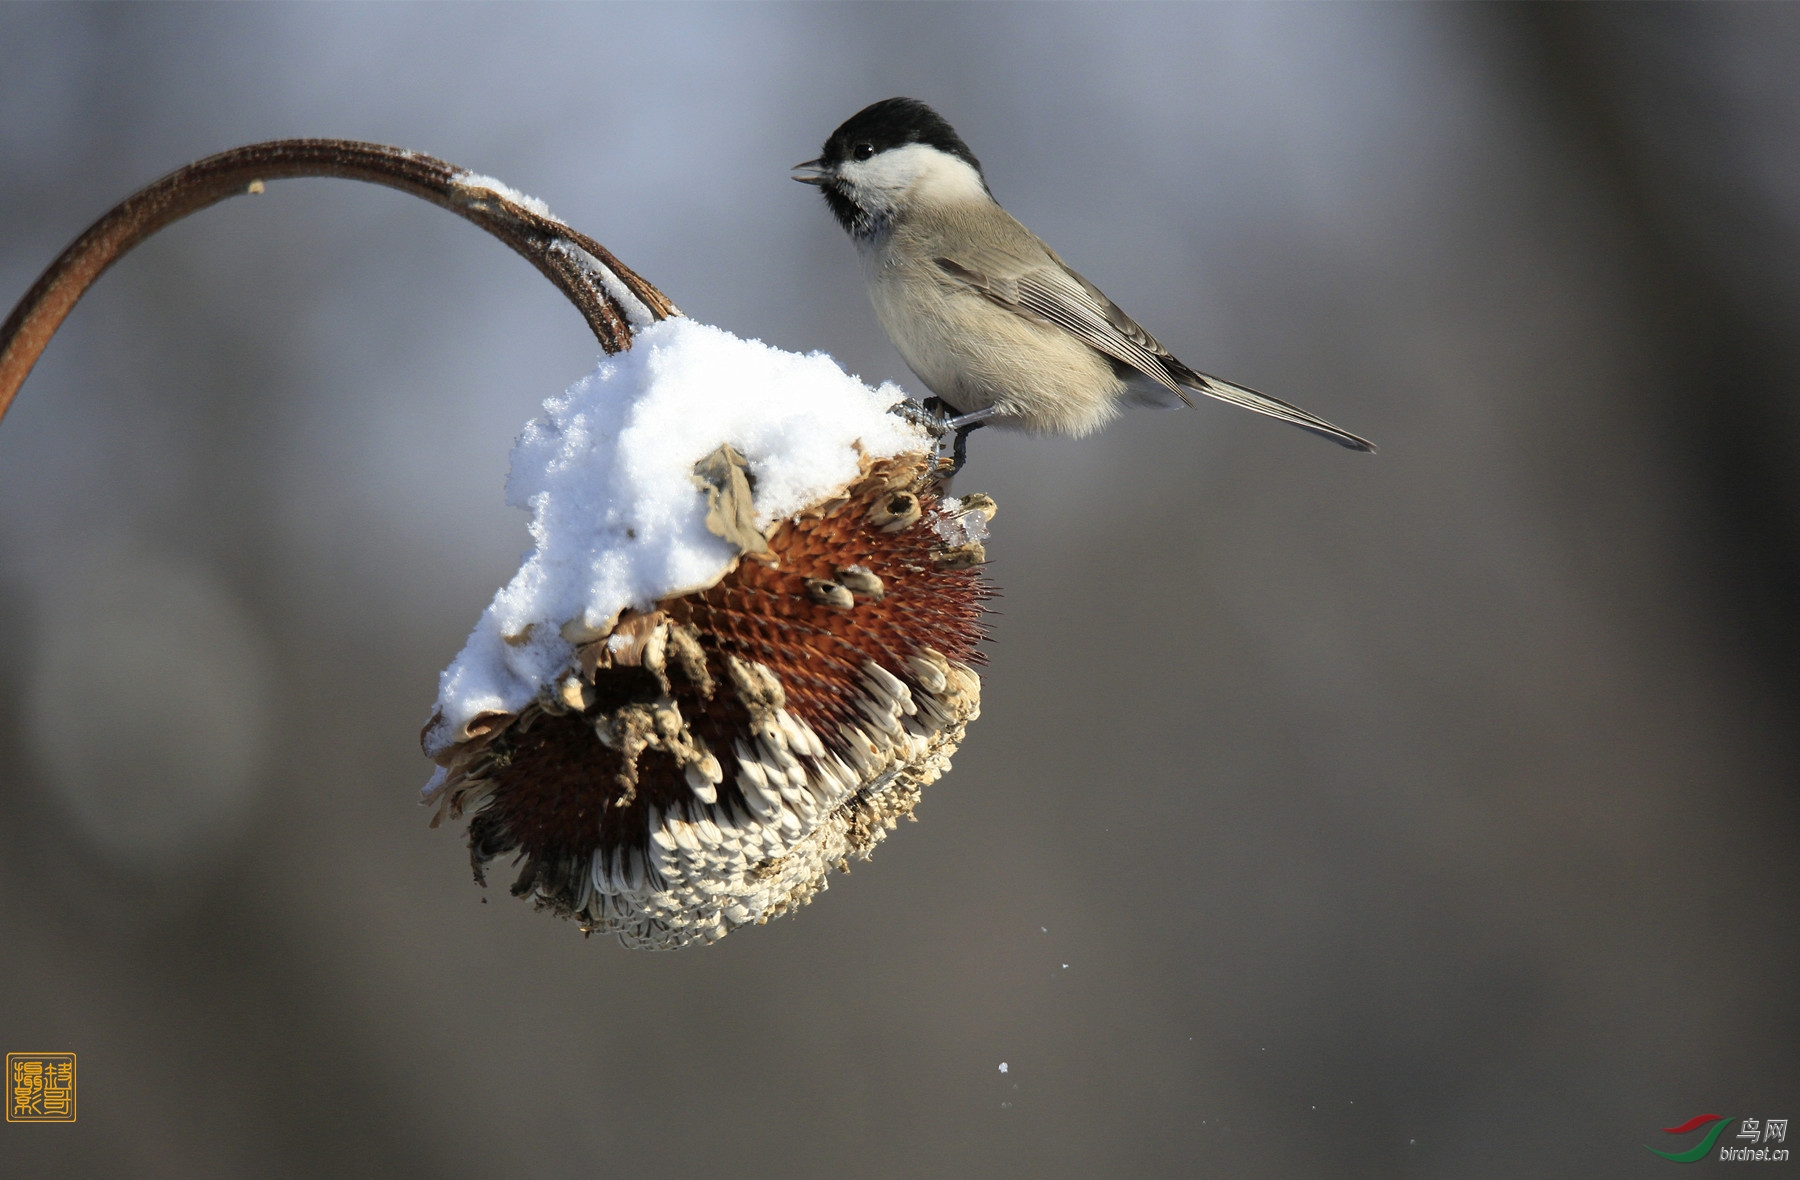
(2, 4, 1796, 1177)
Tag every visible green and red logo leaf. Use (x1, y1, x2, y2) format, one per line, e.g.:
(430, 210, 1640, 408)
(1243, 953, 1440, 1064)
(1647, 1114, 1733, 1162)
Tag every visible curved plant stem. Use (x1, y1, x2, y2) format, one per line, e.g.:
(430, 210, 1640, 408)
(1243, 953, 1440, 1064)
(0, 139, 679, 425)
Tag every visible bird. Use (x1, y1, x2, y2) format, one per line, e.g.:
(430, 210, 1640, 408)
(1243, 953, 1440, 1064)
(793, 97, 1374, 455)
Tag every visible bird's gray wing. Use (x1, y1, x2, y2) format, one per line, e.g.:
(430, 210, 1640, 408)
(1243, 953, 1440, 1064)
(933, 253, 1192, 402)
(934, 247, 1377, 452)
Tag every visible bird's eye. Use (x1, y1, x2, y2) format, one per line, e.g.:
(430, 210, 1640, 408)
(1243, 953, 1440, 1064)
(853, 143, 875, 162)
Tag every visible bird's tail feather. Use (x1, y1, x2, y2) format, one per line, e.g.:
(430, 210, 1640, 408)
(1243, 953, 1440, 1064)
(1179, 370, 1376, 452)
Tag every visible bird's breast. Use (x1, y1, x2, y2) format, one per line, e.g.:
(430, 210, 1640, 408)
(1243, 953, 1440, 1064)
(861, 251, 1125, 437)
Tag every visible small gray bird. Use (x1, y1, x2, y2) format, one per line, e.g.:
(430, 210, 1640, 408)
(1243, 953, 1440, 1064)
(795, 97, 1374, 452)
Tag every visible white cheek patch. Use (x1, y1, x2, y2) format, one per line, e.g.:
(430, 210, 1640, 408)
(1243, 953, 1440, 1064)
(840, 143, 988, 217)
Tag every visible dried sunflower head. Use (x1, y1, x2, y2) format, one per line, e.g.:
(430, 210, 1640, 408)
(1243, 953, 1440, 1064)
(420, 319, 995, 949)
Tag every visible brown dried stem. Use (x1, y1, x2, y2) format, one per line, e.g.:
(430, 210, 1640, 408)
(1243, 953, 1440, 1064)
(0, 138, 679, 425)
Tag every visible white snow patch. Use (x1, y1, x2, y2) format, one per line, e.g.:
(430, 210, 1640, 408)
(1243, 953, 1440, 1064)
(425, 317, 926, 755)
(453, 171, 562, 223)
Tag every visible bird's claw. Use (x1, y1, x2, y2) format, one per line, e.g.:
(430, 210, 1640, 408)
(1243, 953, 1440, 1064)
(888, 397, 945, 434)
(887, 397, 991, 476)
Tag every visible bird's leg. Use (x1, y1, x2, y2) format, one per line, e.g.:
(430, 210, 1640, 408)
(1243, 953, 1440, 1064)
(946, 418, 986, 475)
(931, 405, 993, 475)
(940, 406, 997, 432)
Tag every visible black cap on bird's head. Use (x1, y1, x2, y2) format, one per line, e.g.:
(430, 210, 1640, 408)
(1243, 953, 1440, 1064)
(795, 98, 986, 235)
(818, 98, 983, 174)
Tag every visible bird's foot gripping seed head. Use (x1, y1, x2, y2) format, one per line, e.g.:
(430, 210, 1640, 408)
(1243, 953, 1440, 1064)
(886, 396, 993, 475)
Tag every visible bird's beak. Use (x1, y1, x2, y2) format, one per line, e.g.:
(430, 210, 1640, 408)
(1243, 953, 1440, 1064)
(791, 159, 831, 186)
